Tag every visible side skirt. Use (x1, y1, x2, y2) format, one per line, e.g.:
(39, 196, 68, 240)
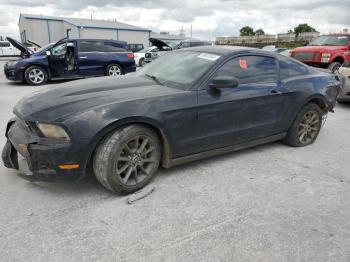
(165, 133, 287, 168)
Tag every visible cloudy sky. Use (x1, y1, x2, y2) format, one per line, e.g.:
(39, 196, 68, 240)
(0, 0, 349, 40)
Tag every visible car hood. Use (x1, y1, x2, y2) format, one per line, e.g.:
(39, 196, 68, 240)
(149, 38, 172, 50)
(14, 75, 184, 122)
(6, 37, 31, 56)
(292, 45, 347, 52)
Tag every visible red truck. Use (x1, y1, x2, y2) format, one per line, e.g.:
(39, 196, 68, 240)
(290, 34, 350, 73)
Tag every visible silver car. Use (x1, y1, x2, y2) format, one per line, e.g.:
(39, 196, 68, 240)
(337, 61, 350, 103)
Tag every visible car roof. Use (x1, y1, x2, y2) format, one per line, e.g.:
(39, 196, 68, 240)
(69, 38, 127, 43)
(178, 45, 271, 56)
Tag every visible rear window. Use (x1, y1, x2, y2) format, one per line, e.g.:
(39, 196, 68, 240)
(0, 42, 11, 47)
(79, 40, 105, 52)
(105, 41, 128, 52)
(279, 58, 310, 79)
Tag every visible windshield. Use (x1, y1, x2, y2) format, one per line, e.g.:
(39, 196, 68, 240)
(309, 35, 350, 46)
(35, 43, 54, 53)
(167, 41, 181, 49)
(136, 51, 221, 90)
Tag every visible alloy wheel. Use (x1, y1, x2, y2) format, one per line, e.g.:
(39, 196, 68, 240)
(115, 135, 157, 186)
(298, 110, 320, 144)
(108, 65, 122, 76)
(29, 69, 45, 84)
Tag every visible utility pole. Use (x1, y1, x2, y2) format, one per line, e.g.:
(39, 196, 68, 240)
(90, 12, 93, 20)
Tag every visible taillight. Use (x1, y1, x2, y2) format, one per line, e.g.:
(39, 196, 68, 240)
(127, 53, 134, 59)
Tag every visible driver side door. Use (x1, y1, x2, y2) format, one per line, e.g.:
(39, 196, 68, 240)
(196, 55, 286, 152)
(48, 42, 69, 77)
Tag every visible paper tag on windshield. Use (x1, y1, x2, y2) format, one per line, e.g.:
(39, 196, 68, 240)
(197, 53, 220, 61)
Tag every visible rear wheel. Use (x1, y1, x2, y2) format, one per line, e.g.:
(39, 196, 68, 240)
(93, 125, 161, 194)
(106, 63, 123, 76)
(24, 66, 48, 85)
(139, 58, 146, 67)
(283, 103, 322, 147)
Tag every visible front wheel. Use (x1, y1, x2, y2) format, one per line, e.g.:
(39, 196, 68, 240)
(328, 62, 342, 74)
(283, 103, 322, 147)
(24, 66, 48, 85)
(93, 125, 161, 194)
(106, 63, 123, 76)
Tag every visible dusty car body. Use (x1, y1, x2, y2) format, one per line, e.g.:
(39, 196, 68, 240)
(337, 61, 350, 102)
(2, 46, 341, 194)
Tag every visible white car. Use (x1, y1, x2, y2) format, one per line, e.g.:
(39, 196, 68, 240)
(0, 40, 21, 56)
(134, 46, 158, 67)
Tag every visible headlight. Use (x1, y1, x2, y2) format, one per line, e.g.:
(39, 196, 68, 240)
(321, 53, 331, 63)
(7, 61, 18, 67)
(36, 123, 70, 140)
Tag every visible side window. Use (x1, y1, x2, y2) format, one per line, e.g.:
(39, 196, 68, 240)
(0, 42, 11, 47)
(104, 41, 127, 52)
(51, 43, 67, 56)
(178, 42, 190, 49)
(79, 41, 105, 52)
(279, 59, 310, 79)
(214, 55, 278, 84)
(190, 42, 202, 47)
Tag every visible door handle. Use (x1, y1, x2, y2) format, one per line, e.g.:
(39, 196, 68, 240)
(79, 56, 88, 59)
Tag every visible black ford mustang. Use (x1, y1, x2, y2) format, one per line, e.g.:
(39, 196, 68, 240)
(2, 46, 341, 194)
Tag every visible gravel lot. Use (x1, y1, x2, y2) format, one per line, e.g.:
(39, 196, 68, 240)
(0, 58, 350, 262)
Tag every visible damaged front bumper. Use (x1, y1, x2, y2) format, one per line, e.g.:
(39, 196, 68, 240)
(2, 118, 88, 181)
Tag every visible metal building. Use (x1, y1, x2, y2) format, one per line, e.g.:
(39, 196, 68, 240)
(18, 14, 152, 47)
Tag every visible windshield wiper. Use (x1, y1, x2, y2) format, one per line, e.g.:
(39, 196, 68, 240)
(145, 74, 164, 85)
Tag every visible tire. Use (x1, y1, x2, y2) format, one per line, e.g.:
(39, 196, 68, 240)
(93, 125, 161, 194)
(24, 66, 48, 86)
(139, 58, 145, 67)
(106, 63, 123, 76)
(283, 103, 323, 147)
(328, 62, 342, 74)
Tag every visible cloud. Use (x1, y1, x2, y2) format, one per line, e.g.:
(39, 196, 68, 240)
(0, 0, 349, 40)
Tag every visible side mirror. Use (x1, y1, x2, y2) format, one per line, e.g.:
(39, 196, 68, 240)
(46, 50, 51, 56)
(209, 76, 239, 89)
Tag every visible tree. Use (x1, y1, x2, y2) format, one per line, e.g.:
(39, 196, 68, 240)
(240, 26, 255, 36)
(293, 23, 317, 37)
(255, 29, 265, 35)
(287, 29, 294, 34)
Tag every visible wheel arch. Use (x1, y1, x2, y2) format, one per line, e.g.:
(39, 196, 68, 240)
(331, 56, 345, 64)
(22, 63, 51, 79)
(106, 61, 124, 74)
(84, 117, 173, 175)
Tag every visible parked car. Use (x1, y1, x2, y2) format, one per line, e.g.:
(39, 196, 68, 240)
(128, 43, 144, 53)
(2, 46, 340, 194)
(262, 45, 288, 53)
(290, 34, 350, 73)
(0, 40, 21, 56)
(144, 38, 212, 63)
(4, 37, 136, 85)
(134, 46, 158, 67)
(337, 61, 350, 103)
